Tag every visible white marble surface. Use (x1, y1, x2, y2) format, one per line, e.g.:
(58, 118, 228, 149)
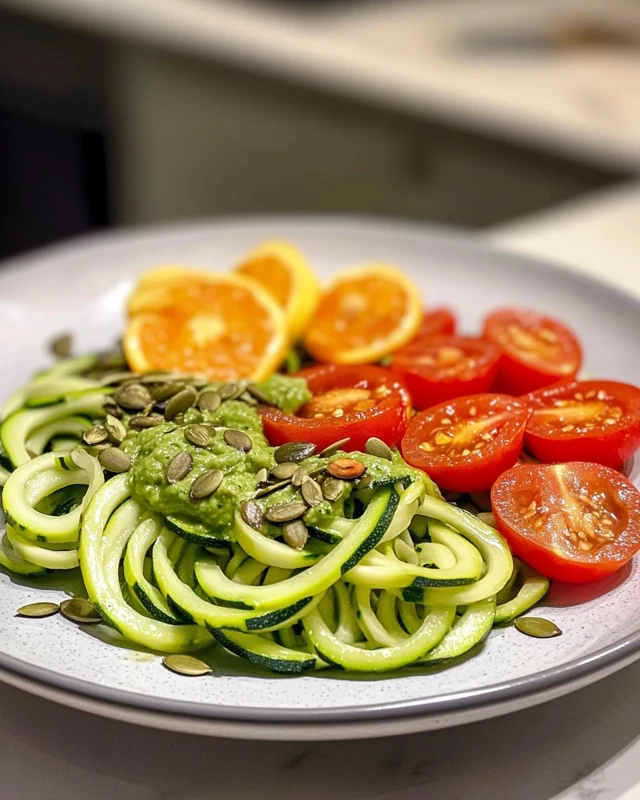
(1, 0, 640, 171)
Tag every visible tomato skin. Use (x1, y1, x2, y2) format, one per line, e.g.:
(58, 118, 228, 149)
(401, 394, 529, 492)
(491, 462, 640, 583)
(483, 308, 582, 395)
(390, 336, 501, 411)
(413, 308, 457, 340)
(523, 380, 640, 469)
(260, 364, 411, 451)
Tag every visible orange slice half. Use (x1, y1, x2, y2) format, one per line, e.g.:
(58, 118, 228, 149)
(124, 271, 288, 381)
(303, 264, 422, 364)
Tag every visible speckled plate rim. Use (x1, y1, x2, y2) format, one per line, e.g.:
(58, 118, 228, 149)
(2, 215, 640, 738)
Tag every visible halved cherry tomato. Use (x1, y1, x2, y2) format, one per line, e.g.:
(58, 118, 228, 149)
(491, 462, 640, 583)
(523, 380, 640, 469)
(390, 336, 501, 410)
(413, 308, 457, 341)
(401, 394, 529, 492)
(483, 308, 582, 395)
(260, 364, 411, 451)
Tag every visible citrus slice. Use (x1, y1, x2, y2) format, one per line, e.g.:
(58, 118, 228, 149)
(303, 264, 422, 364)
(123, 272, 288, 381)
(234, 241, 320, 342)
(127, 266, 207, 316)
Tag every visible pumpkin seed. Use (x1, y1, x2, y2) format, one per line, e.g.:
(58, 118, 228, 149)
(50, 333, 73, 359)
(515, 617, 562, 639)
(82, 426, 108, 446)
(272, 462, 298, 480)
(219, 383, 239, 401)
(105, 414, 127, 444)
(319, 437, 351, 458)
(239, 391, 257, 406)
(246, 384, 274, 405)
(327, 458, 366, 480)
(185, 377, 210, 389)
(185, 424, 211, 448)
(60, 598, 102, 624)
(98, 447, 131, 473)
(365, 437, 393, 461)
(152, 382, 185, 402)
(165, 387, 197, 420)
(190, 470, 224, 499)
(16, 601, 59, 618)
(274, 441, 316, 464)
(254, 479, 290, 498)
(115, 384, 151, 411)
(166, 451, 193, 484)
(322, 476, 345, 502)
(356, 474, 375, 489)
(139, 371, 180, 384)
(291, 466, 307, 487)
(100, 371, 136, 386)
(265, 501, 307, 524)
(301, 476, 323, 507)
(129, 414, 164, 429)
(103, 402, 124, 420)
(282, 519, 309, 550)
(97, 351, 127, 371)
(163, 654, 213, 677)
(240, 500, 264, 530)
(197, 390, 222, 413)
(255, 468, 269, 485)
(224, 429, 252, 453)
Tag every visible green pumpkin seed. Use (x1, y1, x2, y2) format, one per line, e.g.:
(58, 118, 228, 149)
(50, 333, 73, 359)
(224, 429, 253, 453)
(82, 426, 108, 446)
(60, 598, 102, 624)
(318, 438, 351, 458)
(190, 470, 224, 500)
(97, 351, 127, 371)
(265, 501, 308, 524)
(239, 391, 258, 406)
(165, 387, 198, 421)
(515, 617, 562, 639)
(274, 441, 316, 464)
(166, 451, 193, 484)
(246, 384, 274, 405)
(152, 382, 185, 402)
(272, 462, 298, 480)
(356, 474, 375, 489)
(17, 601, 60, 618)
(255, 468, 269, 484)
(197, 390, 222, 413)
(301, 476, 324, 507)
(185, 376, 210, 389)
(185, 424, 211, 448)
(139, 371, 180, 384)
(254, 479, 290, 498)
(115, 384, 151, 411)
(98, 447, 131, 473)
(163, 654, 213, 677)
(282, 519, 309, 550)
(219, 383, 239, 401)
(322, 477, 345, 502)
(100, 371, 136, 386)
(129, 414, 164, 429)
(240, 500, 264, 530)
(291, 466, 307, 487)
(364, 437, 393, 461)
(105, 414, 127, 444)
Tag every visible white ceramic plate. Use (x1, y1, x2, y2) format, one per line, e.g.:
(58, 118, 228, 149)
(1, 217, 639, 741)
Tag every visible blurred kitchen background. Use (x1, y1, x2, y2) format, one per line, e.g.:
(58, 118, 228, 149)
(0, 0, 639, 259)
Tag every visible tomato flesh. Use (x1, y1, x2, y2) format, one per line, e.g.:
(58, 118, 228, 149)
(483, 308, 582, 395)
(492, 462, 640, 583)
(523, 380, 640, 469)
(401, 394, 529, 492)
(390, 335, 501, 410)
(413, 308, 457, 341)
(260, 364, 411, 451)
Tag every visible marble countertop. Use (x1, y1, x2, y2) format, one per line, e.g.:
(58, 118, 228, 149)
(1, 0, 640, 172)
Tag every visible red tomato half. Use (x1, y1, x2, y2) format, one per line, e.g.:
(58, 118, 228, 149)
(260, 364, 411, 452)
(491, 462, 640, 583)
(390, 336, 501, 410)
(414, 308, 457, 340)
(523, 380, 640, 469)
(401, 394, 529, 492)
(483, 308, 582, 395)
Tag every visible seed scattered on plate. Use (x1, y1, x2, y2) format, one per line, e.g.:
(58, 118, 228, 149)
(197, 390, 222, 413)
(224, 429, 253, 453)
(129, 414, 164, 429)
(16, 601, 60, 618)
(514, 617, 562, 639)
(185, 424, 211, 448)
(364, 437, 393, 461)
(163, 654, 213, 677)
(301, 476, 323, 507)
(291, 466, 307, 487)
(272, 462, 298, 480)
(105, 414, 127, 444)
(103, 403, 124, 420)
(166, 451, 193, 484)
(152, 382, 184, 402)
(254, 479, 291, 498)
(98, 447, 131, 473)
(190, 469, 224, 499)
(282, 519, 309, 549)
(100, 371, 136, 387)
(60, 598, 102, 624)
(219, 383, 240, 401)
(327, 458, 366, 480)
(246, 384, 274, 405)
(265, 501, 308, 524)
(322, 476, 345, 501)
(50, 333, 73, 359)
(165, 386, 198, 421)
(254, 467, 269, 485)
(274, 441, 316, 464)
(82, 425, 108, 446)
(115, 384, 151, 411)
(356, 474, 375, 490)
(318, 438, 351, 458)
(240, 500, 264, 530)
